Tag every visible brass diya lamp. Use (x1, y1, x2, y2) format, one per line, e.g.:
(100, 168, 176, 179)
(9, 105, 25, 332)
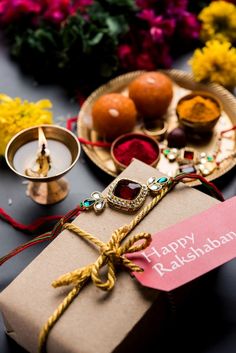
(5, 125, 80, 205)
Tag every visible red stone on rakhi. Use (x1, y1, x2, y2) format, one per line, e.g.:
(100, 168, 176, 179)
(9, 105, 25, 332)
(113, 179, 141, 200)
(183, 150, 194, 160)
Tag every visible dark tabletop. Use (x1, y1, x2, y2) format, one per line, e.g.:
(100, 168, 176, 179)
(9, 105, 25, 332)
(0, 41, 235, 353)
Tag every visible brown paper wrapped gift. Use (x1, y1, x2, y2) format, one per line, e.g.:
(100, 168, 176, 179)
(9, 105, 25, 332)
(0, 160, 219, 353)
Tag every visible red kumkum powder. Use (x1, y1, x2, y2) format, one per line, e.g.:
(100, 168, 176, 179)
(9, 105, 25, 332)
(113, 138, 159, 166)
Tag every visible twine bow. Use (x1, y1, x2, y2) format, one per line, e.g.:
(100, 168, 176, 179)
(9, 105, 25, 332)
(52, 223, 151, 292)
(38, 184, 174, 352)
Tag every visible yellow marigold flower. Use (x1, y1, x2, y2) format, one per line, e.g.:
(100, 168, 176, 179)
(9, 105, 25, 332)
(0, 94, 53, 155)
(189, 40, 236, 88)
(199, 1, 236, 43)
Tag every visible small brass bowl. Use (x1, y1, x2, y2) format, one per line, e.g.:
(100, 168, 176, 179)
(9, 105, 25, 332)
(141, 120, 168, 141)
(111, 132, 160, 172)
(176, 91, 222, 133)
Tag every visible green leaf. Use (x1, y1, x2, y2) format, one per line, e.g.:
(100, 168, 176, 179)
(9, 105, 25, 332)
(105, 17, 119, 36)
(110, 15, 129, 35)
(35, 29, 56, 46)
(88, 32, 104, 45)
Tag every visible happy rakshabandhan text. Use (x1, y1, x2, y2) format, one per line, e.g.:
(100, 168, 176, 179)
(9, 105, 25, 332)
(141, 231, 236, 277)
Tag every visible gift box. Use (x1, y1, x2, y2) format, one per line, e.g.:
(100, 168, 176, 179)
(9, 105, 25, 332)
(0, 160, 219, 353)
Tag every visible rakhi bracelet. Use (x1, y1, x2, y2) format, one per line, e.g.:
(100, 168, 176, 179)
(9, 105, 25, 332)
(80, 174, 224, 214)
(0, 174, 223, 268)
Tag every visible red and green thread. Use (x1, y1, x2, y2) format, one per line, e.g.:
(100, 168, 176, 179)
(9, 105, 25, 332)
(0, 174, 224, 267)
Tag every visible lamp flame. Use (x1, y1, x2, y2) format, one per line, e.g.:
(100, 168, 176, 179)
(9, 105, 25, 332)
(38, 127, 50, 156)
(25, 127, 51, 177)
(38, 127, 47, 149)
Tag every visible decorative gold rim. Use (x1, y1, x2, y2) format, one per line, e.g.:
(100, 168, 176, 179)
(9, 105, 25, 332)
(78, 69, 236, 186)
(107, 178, 148, 212)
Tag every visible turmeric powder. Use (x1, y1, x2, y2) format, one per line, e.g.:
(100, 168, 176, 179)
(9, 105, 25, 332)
(177, 95, 220, 123)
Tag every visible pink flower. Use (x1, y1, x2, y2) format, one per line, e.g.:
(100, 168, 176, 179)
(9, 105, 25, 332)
(150, 27, 163, 43)
(0, 0, 93, 26)
(166, 0, 188, 16)
(117, 44, 136, 70)
(138, 9, 155, 24)
(70, 0, 93, 14)
(178, 12, 200, 39)
(136, 52, 156, 70)
(14, 0, 41, 13)
(160, 18, 176, 37)
(150, 17, 176, 42)
(43, 0, 70, 23)
(0, 0, 42, 24)
(118, 44, 132, 59)
(73, 0, 93, 7)
(0, 0, 9, 15)
(141, 31, 154, 50)
(42, 0, 93, 24)
(136, 0, 156, 9)
(157, 45, 172, 68)
(139, 10, 176, 42)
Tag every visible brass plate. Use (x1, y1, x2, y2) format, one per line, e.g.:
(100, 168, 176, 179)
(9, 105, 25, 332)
(78, 70, 236, 186)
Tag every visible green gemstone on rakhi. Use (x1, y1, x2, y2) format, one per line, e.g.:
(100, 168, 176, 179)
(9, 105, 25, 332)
(83, 199, 95, 208)
(157, 177, 168, 184)
(163, 149, 171, 156)
(207, 156, 214, 162)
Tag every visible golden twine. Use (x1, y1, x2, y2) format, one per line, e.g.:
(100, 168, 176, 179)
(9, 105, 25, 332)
(38, 185, 171, 353)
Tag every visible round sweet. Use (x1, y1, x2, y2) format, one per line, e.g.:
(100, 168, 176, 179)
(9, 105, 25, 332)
(129, 72, 173, 120)
(92, 93, 137, 140)
(167, 127, 187, 148)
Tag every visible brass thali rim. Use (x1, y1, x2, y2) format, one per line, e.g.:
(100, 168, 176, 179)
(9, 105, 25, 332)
(78, 69, 236, 186)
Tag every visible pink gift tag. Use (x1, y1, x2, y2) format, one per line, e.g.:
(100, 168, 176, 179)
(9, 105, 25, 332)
(128, 196, 236, 291)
